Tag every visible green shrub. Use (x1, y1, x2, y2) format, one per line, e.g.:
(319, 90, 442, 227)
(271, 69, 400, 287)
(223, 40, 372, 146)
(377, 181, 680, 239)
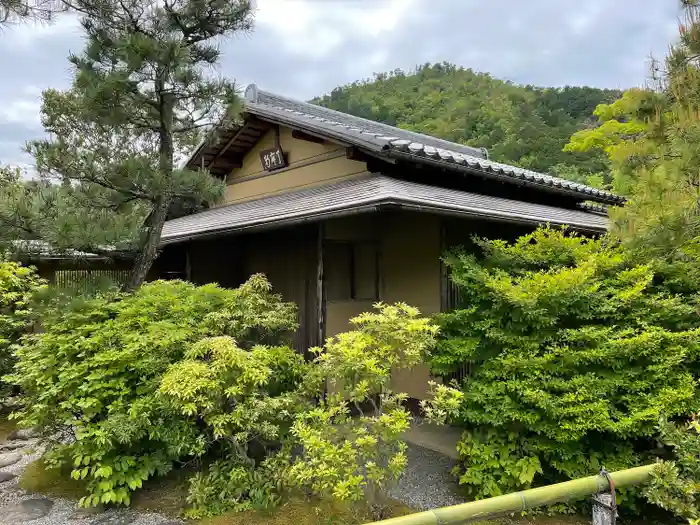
(185, 455, 288, 517)
(431, 227, 700, 507)
(159, 336, 306, 518)
(644, 415, 700, 523)
(12, 276, 443, 518)
(453, 429, 542, 499)
(288, 303, 440, 520)
(0, 260, 46, 396)
(9, 275, 298, 508)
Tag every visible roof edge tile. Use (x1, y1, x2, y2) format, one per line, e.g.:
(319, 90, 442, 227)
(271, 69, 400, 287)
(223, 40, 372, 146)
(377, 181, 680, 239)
(161, 175, 609, 245)
(188, 84, 624, 206)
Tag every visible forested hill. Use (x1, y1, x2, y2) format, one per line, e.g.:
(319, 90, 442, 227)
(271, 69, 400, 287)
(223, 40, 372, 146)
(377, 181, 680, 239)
(312, 63, 622, 185)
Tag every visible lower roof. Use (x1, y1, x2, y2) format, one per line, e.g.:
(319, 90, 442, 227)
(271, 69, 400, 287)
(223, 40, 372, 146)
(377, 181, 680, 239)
(8, 240, 106, 261)
(160, 175, 608, 245)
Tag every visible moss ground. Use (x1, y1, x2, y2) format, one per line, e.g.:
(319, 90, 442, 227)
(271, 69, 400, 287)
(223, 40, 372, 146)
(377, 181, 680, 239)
(131, 465, 193, 517)
(0, 414, 17, 443)
(194, 497, 414, 525)
(19, 458, 88, 499)
(19, 458, 193, 516)
(13, 457, 610, 525)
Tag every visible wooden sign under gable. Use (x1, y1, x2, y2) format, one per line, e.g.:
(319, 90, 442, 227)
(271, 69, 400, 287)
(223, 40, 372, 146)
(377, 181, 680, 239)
(259, 146, 287, 172)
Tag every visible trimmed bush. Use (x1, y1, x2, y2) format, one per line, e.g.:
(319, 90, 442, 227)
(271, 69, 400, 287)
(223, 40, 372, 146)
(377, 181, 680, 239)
(0, 260, 46, 397)
(431, 227, 700, 506)
(9, 275, 298, 508)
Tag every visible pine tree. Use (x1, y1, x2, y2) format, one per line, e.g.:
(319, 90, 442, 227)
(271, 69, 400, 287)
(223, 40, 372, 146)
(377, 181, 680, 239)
(0, 0, 60, 23)
(1, 0, 254, 289)
(564, 1, 700, 263)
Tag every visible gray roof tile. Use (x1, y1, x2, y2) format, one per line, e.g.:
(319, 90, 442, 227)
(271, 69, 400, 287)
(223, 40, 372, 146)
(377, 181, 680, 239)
(245, 84, 487, 158)
(243, 84, 623, 205)
(161, 175, 608, 245)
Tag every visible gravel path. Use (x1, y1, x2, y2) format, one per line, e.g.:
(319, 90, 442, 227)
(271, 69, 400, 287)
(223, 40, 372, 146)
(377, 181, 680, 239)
(0, 432, 183, 525)
(0, 432, 466, 521)
(390, 443, 466, 511)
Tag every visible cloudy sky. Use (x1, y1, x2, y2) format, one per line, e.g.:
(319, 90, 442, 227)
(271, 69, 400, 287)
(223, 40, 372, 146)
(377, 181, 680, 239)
(0, 0, 683, 169)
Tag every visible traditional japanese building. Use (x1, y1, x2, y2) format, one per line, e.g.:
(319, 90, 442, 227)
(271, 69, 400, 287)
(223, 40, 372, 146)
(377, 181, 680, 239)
(157, 84, 616, 401)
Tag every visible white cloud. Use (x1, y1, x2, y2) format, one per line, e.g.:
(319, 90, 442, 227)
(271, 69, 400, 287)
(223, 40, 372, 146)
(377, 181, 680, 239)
(566, 2, 605, 36)
(354, 0, 416, 36)
(0, 87, 42, 126)
(254, 0, 339, 56)
(2, 14, 80, 48)
(254, 0, 416, 57)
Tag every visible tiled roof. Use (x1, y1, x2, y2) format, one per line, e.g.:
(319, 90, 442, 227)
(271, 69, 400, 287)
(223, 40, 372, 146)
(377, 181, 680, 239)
(8, 240, 104, 260)
(246, 86, 488, 159)
(243, 85, 624, 205)
(160, 175, 608, 245)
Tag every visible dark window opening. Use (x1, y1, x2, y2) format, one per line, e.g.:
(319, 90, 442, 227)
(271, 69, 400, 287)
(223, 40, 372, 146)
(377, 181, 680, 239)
(324, 241, 379, 301)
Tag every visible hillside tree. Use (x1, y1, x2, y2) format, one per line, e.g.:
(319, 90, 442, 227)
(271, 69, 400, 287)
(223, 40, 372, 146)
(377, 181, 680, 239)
(565, 1, 700, 263)
(0, 0, 253, 289)
(313, 62, 620, 180)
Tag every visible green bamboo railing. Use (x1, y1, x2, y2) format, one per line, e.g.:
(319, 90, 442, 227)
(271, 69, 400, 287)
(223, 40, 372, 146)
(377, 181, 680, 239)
(365, 464, 657, 525)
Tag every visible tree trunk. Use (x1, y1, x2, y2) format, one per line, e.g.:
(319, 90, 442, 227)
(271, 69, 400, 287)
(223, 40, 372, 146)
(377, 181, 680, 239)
(125, 197, 170, 290)
(125, 84, 174, 291)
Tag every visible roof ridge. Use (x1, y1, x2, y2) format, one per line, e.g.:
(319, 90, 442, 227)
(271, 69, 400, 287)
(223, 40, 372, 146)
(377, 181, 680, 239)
(244, 83, 489, 159)
(235, 84, 623, 205)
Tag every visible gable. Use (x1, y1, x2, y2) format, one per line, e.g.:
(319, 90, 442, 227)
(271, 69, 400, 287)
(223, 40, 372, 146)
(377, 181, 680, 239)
(241, 85, 622, 206)
(221, 125, 369, 205)
(233, 126, 337, 179)
(186, 84, 621, 209)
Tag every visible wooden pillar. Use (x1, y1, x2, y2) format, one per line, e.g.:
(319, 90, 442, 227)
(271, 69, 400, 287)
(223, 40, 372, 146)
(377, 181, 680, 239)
(316, 222, 325, 349)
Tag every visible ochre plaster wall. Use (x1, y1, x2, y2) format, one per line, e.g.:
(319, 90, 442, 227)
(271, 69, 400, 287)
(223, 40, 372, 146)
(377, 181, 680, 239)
(323, 212, 442, 400)
(223, 127, 368, 204)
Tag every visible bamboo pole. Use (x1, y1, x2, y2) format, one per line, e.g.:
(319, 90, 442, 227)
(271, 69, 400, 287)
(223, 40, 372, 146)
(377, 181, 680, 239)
(366, 464, 657, 525)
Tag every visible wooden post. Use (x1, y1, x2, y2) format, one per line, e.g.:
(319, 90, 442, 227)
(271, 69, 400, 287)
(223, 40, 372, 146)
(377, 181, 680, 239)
(592, 493, 615, 525)
(317, 222, 328, 401)
(316, 222, 325, 348)
(274, 124, 282, 150)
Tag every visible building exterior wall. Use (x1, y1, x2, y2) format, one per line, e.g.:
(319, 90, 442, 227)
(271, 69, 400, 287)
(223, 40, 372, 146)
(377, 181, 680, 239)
(381, 212, 441, 400)
(323, 211, 442, 400)
(324, 214, 379, 338)
(187, 237, 243, 288)
(241, 226, 320, 355)
(380, 212, 441, 315)
(182, 227, 320, 355)
(223, 126, 369, 204)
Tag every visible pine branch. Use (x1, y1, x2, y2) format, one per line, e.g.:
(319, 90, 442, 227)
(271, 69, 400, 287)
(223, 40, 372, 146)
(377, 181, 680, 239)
(117, 0, 150, 37)
(173, 121, 216, 133)
(35, 158, 155, 202)
(0, 0, 63, 24)
(17, 0, 251, 287)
